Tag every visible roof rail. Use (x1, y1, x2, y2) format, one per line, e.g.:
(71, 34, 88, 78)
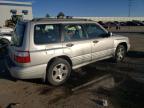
(32, 17, 92, 22)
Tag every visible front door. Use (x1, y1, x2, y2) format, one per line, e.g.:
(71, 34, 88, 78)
(84, 24, 114, 60)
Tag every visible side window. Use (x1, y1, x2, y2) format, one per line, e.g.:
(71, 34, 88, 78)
(84, 24, 107, 39)
(34, 24, 60, 44)
(63, 24, 87, 42)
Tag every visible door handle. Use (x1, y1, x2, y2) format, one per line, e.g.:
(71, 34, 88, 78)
(66, 43, 74, 47)
(93, 40, 99, 43)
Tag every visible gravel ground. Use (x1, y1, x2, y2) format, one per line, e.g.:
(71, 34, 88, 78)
(0, 32, 144, 108)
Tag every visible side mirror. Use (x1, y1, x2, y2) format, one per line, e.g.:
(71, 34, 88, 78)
(102, 32, 113, 38)
(107, 32, 113, 37)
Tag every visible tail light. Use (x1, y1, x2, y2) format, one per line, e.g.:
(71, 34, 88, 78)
(14, 51, 31, 63)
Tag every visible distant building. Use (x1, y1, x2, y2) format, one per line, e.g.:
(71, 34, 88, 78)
(0, 1, 33, 27)
(75, 17, 144, 22)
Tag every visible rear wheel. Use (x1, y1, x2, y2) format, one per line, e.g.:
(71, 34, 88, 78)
(114, 45, 126, 62)
(46, 58, 71, 86)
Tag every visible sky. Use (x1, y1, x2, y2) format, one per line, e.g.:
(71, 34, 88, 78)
(12, 0, 144, 17)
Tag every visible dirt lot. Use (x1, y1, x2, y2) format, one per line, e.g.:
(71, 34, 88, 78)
(109, 26, 144, 33)
(0, 32, 144, 108)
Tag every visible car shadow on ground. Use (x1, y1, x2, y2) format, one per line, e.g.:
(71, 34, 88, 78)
(96, 50, 144, 64)
(0, 57, 17, 82)
(92, 77, 144, 108)
(127, 51, 144, 58)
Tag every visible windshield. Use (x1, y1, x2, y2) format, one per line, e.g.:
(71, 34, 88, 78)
(11, 22, 26, 47)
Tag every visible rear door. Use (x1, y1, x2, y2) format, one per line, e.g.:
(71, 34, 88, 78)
(30, 24, 62, 66)
(62, 24, 91, 67)
(84, 24, 114, 60)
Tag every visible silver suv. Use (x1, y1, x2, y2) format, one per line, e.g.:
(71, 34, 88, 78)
(7, 18, 130, 86)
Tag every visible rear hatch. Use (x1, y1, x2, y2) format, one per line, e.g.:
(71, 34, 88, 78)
(9, 21, 30, 66)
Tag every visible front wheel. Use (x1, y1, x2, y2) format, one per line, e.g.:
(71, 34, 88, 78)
(46, 58, 71, 86)
(114, 45, 126, 62)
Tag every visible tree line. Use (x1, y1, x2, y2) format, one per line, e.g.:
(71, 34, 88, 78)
(45, 12, 65, 18)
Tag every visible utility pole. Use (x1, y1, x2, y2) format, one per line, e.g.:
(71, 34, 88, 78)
(128, 0, 132, 17)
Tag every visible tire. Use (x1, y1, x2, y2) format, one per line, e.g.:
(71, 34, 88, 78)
(0, 39, 10, 55)
(114, 45, 126, 63)
(46, 58, 71, 86)
(0, 39, 10, 45)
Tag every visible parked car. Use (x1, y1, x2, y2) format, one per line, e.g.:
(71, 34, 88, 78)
(120, 22, 127, 26)
(0, 27, 13, 34)
(0, 33, 12, 48)
(0, 33, 12, 42)
(0, 27, 13, 46)
(126, 21, 141, 26)
(105, 21, 117, 27)
(6, 18, 130, 86)
(132, 20, 144, 26)
(0, 33, 12, 55)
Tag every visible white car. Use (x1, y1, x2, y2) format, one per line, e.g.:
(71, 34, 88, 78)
(0, 27, 13, 34)
(0, 33, 12, 42)
(0, 27, 13, 46)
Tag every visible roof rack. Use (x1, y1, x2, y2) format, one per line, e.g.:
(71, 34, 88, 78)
(32, 17, 92, 22)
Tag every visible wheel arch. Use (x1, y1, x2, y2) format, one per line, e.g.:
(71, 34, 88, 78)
(117, 42, 128, 51)
(47, 55, 72, 68)
(44, 55, 72, 82)
(113, 41, 128, 57)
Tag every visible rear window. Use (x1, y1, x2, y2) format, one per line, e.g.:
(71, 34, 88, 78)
(34, 24, 60, 44)
(11, 22, 26, 47)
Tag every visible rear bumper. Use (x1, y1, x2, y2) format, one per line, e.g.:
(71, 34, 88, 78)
(5, 57, 47, 80)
